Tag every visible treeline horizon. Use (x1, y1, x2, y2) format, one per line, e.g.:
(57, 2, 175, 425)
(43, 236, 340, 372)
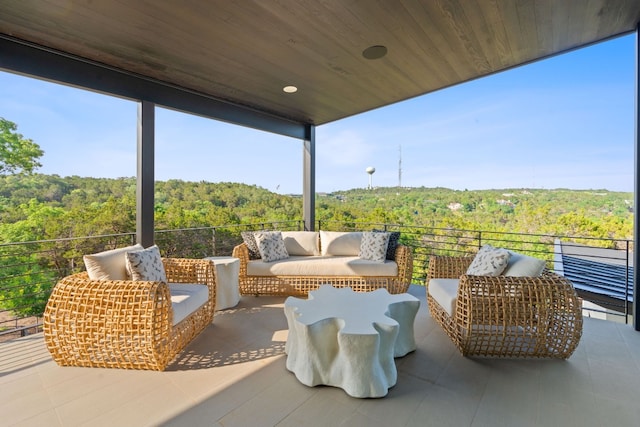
(0, 173, 633, 244)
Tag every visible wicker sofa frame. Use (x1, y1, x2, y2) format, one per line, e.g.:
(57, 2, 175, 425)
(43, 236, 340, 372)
(232, 243, 414, 296)
(426, 255, 583, 359)
(43, 258, 216, 371)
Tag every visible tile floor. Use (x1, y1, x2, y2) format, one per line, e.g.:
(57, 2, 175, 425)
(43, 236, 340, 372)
(2, 285, 640, 427)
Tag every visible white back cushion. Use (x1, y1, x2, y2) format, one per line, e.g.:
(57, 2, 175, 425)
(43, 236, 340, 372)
(83, 244, 144, 280)
(503, 251, 546, 277)
(281, 231, 320, 256)
(320, 231, 363, 256)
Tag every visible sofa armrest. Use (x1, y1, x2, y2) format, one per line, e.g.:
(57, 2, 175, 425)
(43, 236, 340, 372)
(232, 243, 250, 279)
(427, 255, 474, 280)
(394, 245, 414, 284)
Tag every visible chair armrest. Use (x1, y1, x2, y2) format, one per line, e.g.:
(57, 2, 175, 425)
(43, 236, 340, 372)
(427, 255, 474, 280)
(43, 272, 173, 369)
(45, 272, 172, 328)
(162, 257, 216, 306)
(394, 245, 413, 283)
(456, 272, 582, 351)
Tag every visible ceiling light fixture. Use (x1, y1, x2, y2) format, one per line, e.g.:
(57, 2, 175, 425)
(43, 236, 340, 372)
(362, 45, 387, 60)
(283, 85, 298, 93)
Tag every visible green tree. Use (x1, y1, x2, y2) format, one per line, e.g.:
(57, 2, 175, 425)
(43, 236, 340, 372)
(0, 118, 44, 175)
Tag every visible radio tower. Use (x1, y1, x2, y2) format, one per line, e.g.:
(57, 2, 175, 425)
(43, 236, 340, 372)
(398, 145, 402, 188)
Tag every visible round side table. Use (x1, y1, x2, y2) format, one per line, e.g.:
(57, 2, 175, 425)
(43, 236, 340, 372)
(204, 256, 240, 310)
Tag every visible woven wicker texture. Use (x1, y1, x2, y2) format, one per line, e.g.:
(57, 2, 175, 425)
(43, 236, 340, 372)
(232, 243, 413, 296)
(426, 255, 582, 359)
(43, 258, 216, 371)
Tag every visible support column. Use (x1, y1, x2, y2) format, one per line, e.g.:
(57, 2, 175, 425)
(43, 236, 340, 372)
(634, 23, 640, 330)
(303, 124, 316, 231)
(137, 101, 155, 248)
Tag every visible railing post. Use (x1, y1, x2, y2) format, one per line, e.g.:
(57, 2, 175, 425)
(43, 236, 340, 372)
(634, 22, 640, 331)
(626, 240, 630, 324)
(212, 228, 216, 256)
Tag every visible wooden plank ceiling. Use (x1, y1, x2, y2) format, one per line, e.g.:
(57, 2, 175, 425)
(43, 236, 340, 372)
(1, 0, 639, 126)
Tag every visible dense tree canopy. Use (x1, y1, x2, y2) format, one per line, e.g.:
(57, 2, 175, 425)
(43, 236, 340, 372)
(0, 118, 44, 175)
(0, 175, 633, 317)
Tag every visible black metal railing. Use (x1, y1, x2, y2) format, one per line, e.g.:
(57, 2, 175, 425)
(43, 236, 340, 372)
(0, 220, 633, 340)
(0, 220, 303, 341)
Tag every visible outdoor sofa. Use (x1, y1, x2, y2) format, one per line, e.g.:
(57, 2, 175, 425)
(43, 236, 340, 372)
(232, 230, 413, 296)
(426, 246, 583, 359)
(44, 244, 216, 371)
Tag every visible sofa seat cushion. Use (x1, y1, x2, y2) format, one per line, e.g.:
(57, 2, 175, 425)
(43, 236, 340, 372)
(246, 255, 398, 277)
(428, 278, 460, 317)
(169, 283, 209, 326)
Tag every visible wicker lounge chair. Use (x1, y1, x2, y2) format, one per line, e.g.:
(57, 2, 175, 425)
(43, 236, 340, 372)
(43, 258, 216, 371)
(426, 255, 583, 359)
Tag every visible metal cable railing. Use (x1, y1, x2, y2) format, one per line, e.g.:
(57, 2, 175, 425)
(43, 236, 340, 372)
(0, 220, 633, 340)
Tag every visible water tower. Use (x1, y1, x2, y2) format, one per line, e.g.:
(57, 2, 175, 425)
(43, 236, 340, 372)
(366, 166, 375, 189)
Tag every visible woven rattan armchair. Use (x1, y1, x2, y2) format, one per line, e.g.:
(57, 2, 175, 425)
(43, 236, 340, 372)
(232, 243, 413, 296)
(43, 258, 216, 371)
(426, 255, 582, 359)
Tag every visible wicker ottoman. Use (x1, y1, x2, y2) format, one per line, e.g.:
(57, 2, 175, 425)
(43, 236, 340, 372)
(284, 285, 419, 398)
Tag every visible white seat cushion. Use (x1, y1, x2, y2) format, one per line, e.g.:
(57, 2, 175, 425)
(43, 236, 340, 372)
(247, 255, 398, 277)
(169, 283, 209, 326)
(428, 278, 460, 317)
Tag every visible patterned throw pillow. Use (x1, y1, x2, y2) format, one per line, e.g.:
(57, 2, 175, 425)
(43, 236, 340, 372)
(359, 231, 390, 263)
(373, 229, 401, 260)
(254, 231, 289, 263)
(125, 245, 167, 282)
(466, 244, 511, 276)
(241, 231, 261, 260)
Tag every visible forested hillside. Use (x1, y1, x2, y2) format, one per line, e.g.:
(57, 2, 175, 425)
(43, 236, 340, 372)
(0, 174, 633, 319)
(0, 174, 633, 243)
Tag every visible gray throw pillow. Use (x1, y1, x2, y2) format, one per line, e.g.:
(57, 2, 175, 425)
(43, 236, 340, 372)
(241, 231, 261, 260)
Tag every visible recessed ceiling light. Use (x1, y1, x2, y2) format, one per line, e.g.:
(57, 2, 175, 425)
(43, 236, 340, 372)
(283, 85, 298, 93)
(362, 45, 387, 60)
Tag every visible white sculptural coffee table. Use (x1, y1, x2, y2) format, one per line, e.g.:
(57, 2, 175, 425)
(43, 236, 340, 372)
(284, 285, 420, 398)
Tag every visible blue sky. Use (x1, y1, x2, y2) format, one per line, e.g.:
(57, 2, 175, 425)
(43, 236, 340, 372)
(0, 34, 635, 194)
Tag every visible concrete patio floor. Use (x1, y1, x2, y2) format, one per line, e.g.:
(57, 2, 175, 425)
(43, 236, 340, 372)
(2, 285, 640, 427)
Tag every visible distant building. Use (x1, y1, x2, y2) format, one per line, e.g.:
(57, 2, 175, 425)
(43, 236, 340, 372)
(496, 199, 515, 207)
